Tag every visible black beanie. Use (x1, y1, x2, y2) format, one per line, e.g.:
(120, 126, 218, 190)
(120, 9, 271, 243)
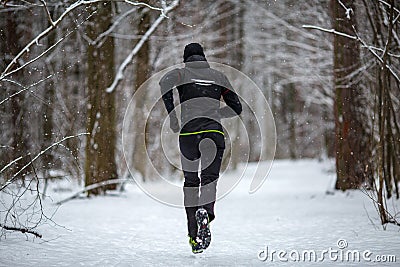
(183, 43, 205, 62)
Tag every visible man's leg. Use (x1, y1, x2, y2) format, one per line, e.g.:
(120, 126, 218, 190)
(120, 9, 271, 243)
(183, 176, 199, 239)
(179, 135, 201, 239)
(199, 148, 224, 222)
(199, 133, 225, 222)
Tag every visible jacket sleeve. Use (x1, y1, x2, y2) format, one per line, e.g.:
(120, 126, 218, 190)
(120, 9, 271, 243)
(219, 75, 242, 118)
(159, 69, 181, 114)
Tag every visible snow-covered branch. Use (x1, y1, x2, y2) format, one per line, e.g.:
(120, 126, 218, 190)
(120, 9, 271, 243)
(302, 25, 357, 40)
(0, 63, 74, 106)
(106, 0, 179, 93)
(92, 7, 139, 47)
(0, 0, 84, 80)
(353, 30, 400, 83)
(0, 156, 23, 174)
(302, 24, 400, 83)
(378, 0, 400, 15)
(362, 45, 400, 58)
(0, 10, 94, 85)
(337, 0, 353, 19)
(55, 178, 132, 205)
(0, 0, 165, 81)
(0, 133, 89, 191)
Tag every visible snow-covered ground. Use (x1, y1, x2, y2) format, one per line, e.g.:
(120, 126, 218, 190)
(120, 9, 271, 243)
(1, 160, 399, 266)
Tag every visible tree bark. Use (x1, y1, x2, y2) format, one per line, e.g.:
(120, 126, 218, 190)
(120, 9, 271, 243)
(42, 7, 56, 181)
(331, 0, 368, 190)
(132, 6, 151, 181)
(85, 3, 118, 195)
(5, 10, 31, 181)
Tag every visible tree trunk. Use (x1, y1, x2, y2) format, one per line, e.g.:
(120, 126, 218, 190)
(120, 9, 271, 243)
(132, 6, 151, 181)
(233, 0, 246, 170)
(42, 7, 56, 183)
(214, 1, 232, 62)
(85, 3, 118, 195)
(287, 83, 296, 160)
(5, 11, 31, 181)
(331, 0, 368, 190)
(219, 1, 246, 169)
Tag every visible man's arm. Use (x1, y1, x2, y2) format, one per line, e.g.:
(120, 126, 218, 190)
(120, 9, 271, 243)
(219, 88, 242, 118)
(160, 69, 180, 114)
(218, 74, 242, 118)
(159, 69, 181, 132)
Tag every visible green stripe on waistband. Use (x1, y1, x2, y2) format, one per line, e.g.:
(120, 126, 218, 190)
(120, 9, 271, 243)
(179, 129, 224, 136)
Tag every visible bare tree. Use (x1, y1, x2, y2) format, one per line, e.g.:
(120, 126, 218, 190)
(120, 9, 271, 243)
(304, 0, 400, 226)
(0, 0, 180, 237)
(361, 0, 400, 225)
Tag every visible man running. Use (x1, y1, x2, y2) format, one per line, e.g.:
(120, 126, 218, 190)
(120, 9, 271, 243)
(159, 43, 242, 254)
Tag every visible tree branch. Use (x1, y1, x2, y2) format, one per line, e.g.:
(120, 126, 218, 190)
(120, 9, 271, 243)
(302, 24, 400, 83)
(0, 223, 42, 238)
(302, 25, 357, 39)
(55, 179, 131, 205)
(92, 7, 139, 47)
(106, 0, 180, 93)
(0, 133, 89, 191)
(39, 0, 55, 26)
(0, 0, 166, 81)
(0, 63, 74, 106)
(0, 9, 94, 85)
(337, 0, 353, 19)
(0, 156, 24, 174)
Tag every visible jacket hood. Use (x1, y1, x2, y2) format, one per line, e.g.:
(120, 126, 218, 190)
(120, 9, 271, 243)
(184, 55, 209, 68)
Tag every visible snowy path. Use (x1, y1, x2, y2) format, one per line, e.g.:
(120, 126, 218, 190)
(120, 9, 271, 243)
(1, 160, 399, 266)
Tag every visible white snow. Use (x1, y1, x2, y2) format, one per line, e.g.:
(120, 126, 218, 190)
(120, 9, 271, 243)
(1, 160, 399, 266)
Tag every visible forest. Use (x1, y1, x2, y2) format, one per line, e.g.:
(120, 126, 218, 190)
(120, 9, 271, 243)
(0, 0, 400, 246)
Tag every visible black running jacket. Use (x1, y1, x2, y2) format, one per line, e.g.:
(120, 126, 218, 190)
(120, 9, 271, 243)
(159, 55, 242, 135)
